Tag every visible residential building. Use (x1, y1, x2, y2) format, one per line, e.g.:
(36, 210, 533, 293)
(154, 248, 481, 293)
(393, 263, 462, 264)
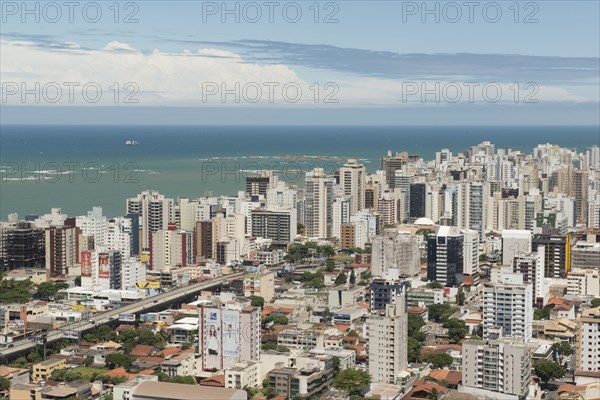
(427, 226, 464, 287)
(367, 291, 408, 384)
(576, 307, 600, 374)
(462, 338, 531, 399)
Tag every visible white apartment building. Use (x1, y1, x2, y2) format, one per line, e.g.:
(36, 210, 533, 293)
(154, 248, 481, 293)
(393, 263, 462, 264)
(367, 291, 408, 384)
(126, 190, 174, 251)
(462, 338, 531, 399)
(462, 229, 480, 285)
(501, 230, 532, 267)
(567, 269, 600, 297)
(104, 217, 133, 260)
(339, 159, 366, 215)
(121, 259, 147, 290)
(305, 168, 334, 239)
(576, 307, 600, 375)
(483, 274, 533, 341)
(76, 207, 107, 246)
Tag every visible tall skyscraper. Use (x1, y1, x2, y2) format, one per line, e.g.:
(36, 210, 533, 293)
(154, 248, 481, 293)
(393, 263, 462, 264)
(339, 159, 366, 215)
(367, 291, 408, 384)
(0, 220, 45, 270)
(409, 183, 426, 223)
(427, 226, 464, 287)
(126, 190, 174, 252)
(305, 168, 334, 239)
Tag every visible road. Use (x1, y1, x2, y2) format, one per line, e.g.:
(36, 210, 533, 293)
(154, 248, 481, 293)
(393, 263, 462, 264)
(0, 272, 245, 360)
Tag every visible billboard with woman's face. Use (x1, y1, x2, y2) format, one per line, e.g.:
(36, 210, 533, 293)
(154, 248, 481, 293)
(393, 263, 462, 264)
(202, 307, 221, 370)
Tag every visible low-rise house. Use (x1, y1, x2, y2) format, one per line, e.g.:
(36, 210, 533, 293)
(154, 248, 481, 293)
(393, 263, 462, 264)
(160, 353, 200, 378)
(224, 361, 260, 389)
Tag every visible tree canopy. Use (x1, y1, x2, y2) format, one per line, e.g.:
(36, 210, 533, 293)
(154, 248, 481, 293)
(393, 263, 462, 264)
(332, 369, 370, 395)
(534, 359, 565, 384)
(422, 352, 454, 369)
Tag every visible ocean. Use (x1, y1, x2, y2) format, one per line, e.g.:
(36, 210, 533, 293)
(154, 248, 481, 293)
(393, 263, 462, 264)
(1, 125, 598, 218)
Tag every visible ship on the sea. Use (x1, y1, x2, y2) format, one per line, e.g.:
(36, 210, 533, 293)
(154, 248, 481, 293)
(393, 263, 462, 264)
(125, 140, 139, 146)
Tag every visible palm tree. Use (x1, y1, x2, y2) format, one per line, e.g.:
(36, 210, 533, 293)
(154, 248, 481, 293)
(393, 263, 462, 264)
(426, 388, 440, 400)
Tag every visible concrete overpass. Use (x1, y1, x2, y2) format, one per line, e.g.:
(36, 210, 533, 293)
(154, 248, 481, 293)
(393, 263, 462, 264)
(0, 272, 245, 361)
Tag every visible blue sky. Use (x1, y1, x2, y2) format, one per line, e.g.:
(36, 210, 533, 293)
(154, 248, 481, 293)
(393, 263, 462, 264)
(1, 0, 599, 124)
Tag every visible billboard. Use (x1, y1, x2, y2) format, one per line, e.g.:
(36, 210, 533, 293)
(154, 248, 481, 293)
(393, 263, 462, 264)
(222, 310, 240, 358)
(202, 307, 222, 370)
(81, 251, 92, 277)
(136, 281, 160, 289)
(98, 253, 110, 278)
(119, 314, 136, 322)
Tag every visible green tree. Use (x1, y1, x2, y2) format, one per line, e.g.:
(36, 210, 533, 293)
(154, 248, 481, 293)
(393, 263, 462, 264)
(443, 318, 467, 344)
(426, 281, 444, 289)
(65, 370, 83, 382)
(50, 369, 67, 381)
(262, 385, 278, 399)
(250, 296, 265, 308)
(105, 353, 134, 369)
(332, 369, 370, 395)
(349, 269, 356, 285)
(332, 356, 341, 377)
(243, 385, 258, 399)
(27, 351, 42, 363)
(408, 337, 423, 363)
(9, 357, 28, 369)
(325, 259, 336, 272)
(535, 359, 565, 385)
(347, 329, 360, 337)
(534, 307, 550, 320)
(427, 304, 457, 323)
(551, 341, 573, 357)
(591, 298, 600, 308)
(0, 376, 11, 391)
(262, 341, 277, 351)
(335, 271, 347, 285)
(457, 289, 466, 306)
(426, 388, 442, 400)
(83, 356, 94, 367)
(422, 352, 454, 369)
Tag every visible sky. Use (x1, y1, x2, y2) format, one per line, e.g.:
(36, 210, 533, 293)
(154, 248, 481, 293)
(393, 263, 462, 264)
(1, 0, 599, 125)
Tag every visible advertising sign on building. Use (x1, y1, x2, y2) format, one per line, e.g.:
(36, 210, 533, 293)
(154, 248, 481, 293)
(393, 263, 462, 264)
(81, 251, 92, 277)
(99, 253, 110, 278)
(202, 307, 222, 370)
(222, 309, 240, 358)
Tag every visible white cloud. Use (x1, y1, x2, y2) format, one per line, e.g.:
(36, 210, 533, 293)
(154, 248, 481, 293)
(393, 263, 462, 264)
(0, 40, 592, 107)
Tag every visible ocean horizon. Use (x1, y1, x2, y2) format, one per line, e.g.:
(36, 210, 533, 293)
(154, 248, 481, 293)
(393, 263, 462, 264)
(1, 125, 598, 219)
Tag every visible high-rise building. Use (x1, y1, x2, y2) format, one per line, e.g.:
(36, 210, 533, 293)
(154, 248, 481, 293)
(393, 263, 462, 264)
(409, 183, 426, 223)
(0, 220, 45, 270)
(367, 291, 408, 384)
(194, 221, 213, 261)
(462, 338, 531, 399)
(371, 233, 420, 278)
(150, 225, 194, 271)
(483, 274, 533, 341)
(501, 230, 532, 267)
(246, 171, 275, 197)
(251, 208, 296, 244)
(575, 307, 600, 374)
(427, 226, 464, 287)
(532, 231, 570, 278)
(75, 207, 107, 247)
(339, 159, 366, 215)
(462, 229, 480, 286)
(199, 305, 261, 371)
(45, 223, 78, 276)
(380, 151, 415, 189)
(513, 246, 547, 306)
(331, 195, 351, 239)
(126, 190, 174, 251)
(104, 217, 133, 260)
(305, 168, 334, 239)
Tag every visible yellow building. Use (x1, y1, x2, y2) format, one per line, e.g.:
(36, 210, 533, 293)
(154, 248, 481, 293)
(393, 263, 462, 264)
(32, 357, 67, 382)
